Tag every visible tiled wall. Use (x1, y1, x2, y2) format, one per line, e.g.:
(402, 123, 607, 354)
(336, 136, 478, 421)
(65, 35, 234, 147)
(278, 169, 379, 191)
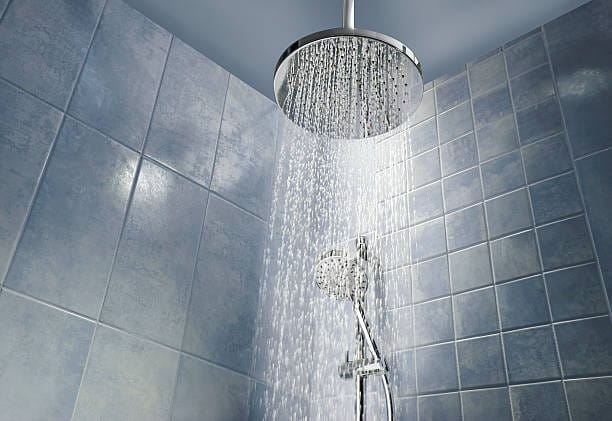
(0, 0, 278, 419)
(375, 1, 612, 420)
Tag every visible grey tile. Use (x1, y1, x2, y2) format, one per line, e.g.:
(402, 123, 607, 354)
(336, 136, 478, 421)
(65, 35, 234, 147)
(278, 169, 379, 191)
(440, 132, 478, 176)
(412, 255, 450, 303)
(0, 291, 94, 421)
(408, 117, 437, 156)
(510, 382, 569, 421)
(211, 76, 278, 219)
(486, 188, 533, 239)
(435, 73, 469, 113)
(0, 0, 105, 108)
(183, 195, 267, 374)
(505, 32, 547, 78)
(377, 133, 408, 169)
(449, 243, 493, 293)
(545, 0, 612, 157)
(5, 118, 137, 317)
(546, 263, 608, 321)
(522, 133, 572, 183)
(379, 228, 410, 270)
(468, 53, 507, 98)
(516, 97, 564, 145)
(443, 167, 483, 212)
(396, 397, 417, 420)
(491, 230, 540, 282)
(537, 216, 594, 271)
(418, 393, 461, 421)
(438, 101, 473, 144)
(476, 115, 519, 161)
(497, 275, 549, 330)
(462, 388, 512, 421)
(457, 335, 506, 388)
(377, 193, 409, 236)
(69, 0, 170, 150)
(472, 84, 513, 129)
(445, 204, 486, 251)
(453, 287, 499, 338)
(0, 80, 62, 278)
(416, 343, 459, 393)
(101, 160, 206, 347)
(414, 297, 454, 346)
(555, 316, 612, 377)
(73, 326, 179, 420)
(0, 0, 8, 16)
(504, 326, 560, 383)
(408, 181, 443, 225)
(171, 355, 249, 421)
(530, 173, 583, 225)
(411, 88, 435, 125)
(435, 66, 467, 85)
(481, 150, 525, 198)
(377, 162, 408, 201)
(384, 266, 411, 309)
(389, 350, 416, 396)
(565, 378, 612, 421)
(408, 148, 441, 189)
(145, 38, 229, 186)
(386, 306, 413, 351)
(410, 217, 446, 263)
(510, 65, 555, 110)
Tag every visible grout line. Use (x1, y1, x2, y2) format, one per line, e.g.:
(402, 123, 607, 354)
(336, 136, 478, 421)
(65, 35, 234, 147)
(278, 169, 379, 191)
(573, 144, 612, 161)
(0, 0, 13, 23)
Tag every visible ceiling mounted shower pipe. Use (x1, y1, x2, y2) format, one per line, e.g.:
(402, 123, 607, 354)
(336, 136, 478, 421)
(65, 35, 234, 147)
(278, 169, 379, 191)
(343, 0, 355, 29)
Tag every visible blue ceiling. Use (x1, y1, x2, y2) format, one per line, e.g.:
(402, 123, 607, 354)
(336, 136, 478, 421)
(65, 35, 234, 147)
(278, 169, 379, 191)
(123, 0, 590, 101)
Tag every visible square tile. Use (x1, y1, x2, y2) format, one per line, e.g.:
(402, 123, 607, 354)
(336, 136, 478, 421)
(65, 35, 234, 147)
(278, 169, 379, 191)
(408, 117, 437, 156)
(481, 150, 525, 198)
(410, 217, 446, 263)
(510, 382, 569, 421)
(445, 204, 486, 251)
(457, 335, 506, 388)
(510, 65, 555, 110)
(414, 297, 454, 346)
(522, 133, 572, 183)
(436, 73, 470, 113)
(537, 216, 594, 271)
(386, 306, 413, 351)
(504, 326, 560, 383)
(449, 243, 493, 293)
(438, 101, 473, 144)
(485, 188, 533, 239)
(377, 193, 409, 236)
(476, 115, 519, 161)
(377, 162, 408, 201)
(530, 173, 583, 225)
(384, 266, 411, 309)
(408, 148, 441, 189)
(395, 397, 417, 420)
(411, 88, 435, 125)
(378, 228, 410, 270)
(69, 0, 171, 149)
(505, 32, 547, 78)
(377, 133, 408, 169)
(453, 287, 499, 338)
(468, 53, 507, 97)
(516, 97, 564, 145)
(418, 393, 461, 421)
(443, 167, 483, 212)
(408, 181, 443, 225)
(416, 343, 459, 393)
(497, 275, 549, 330)
(490, 230, 540, 282)
(389, 350, 416, 397)
(472, 84, 513, 129)
(565, 378, 612, 421)
(462, 388, 512, 421)
(440, 132, 478, 176)
(412, 255, 450, 303)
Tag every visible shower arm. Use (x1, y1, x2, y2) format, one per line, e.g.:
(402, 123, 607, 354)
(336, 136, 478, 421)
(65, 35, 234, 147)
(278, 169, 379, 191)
(343, 0, 354, 29)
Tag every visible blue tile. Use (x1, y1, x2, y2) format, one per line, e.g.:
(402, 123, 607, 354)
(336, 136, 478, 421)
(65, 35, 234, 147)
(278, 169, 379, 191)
(0, 291, 94, 421)
(516, 97, 564, 145)
(468, 53, 507, 98)
(378, 193, 409, 236)
(73, 325, 179, 420)
(377, 133, 408, 169)
(546, 263, 608, 321)
(69, 0, 171, 150)
(389, 350, 416, 396)
(378, 229, 410, 271)
(0, 0, 105, 108)
(481, 150, 525, 198)
(145, 38, 229, 186)
(445, 204, 486, 251)
(435, 66, 467, 85)
(408, 181, 443, 225)
(555, 316, 612, 377)
(476, 115, 519, 161)
(101, 160, 206, 347)
(436, 73, 470, 113)
(384, 266, 411, 309)
(416, 343, 459, 393)
(412, 255, 450, 303)
(490, 230, 540, 282)
(0, 80, 62, 278)
(530, 173, 583, 224)
(510, 382, 569, 421)
(411, 88, 435, 125)
(386, 306, 413, 351)
(410, 217, 446, 263)
(5, 118, 137, 317)
(248, 382, 270, 421)
(486, 188, 533, 239)
(504, 326, 560, 383)
(448, 243, 493, 293)
(440, 132, 478, 176)
(438, 101, 473, 144)
(545, 0, 612, 157)
(537, 216, 594, 271)
(408, 148, 441, 189)
(414, 297, 454, 346)
(461, 388, 512, 421)
(418, 393, 461, 421)
(497, 275, 549, 330)
(453, 287, 499, 338)
(408, 117, 437, 156)
(210, 76, 278, 219)
(377, 162, 408, 202)
(183, 195, 267, 374)
(442, 167, 483, 212)
(472, 84, 513, 129)
(522, 133, 572, 183)
(565, 378, 612, 421)
(171, 355, 249, 421)
(395, 397, 417, 420)
(505, 32, 547, 78)
(510, 65, 555, 110)
(457, 335, 506, 388)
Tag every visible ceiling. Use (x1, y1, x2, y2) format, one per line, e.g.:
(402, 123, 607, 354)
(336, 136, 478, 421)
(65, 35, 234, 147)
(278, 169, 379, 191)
(123, 0, 590, 101)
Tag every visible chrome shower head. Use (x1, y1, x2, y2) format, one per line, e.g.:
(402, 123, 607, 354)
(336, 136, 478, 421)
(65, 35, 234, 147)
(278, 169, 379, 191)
(314, 250, 367, 301)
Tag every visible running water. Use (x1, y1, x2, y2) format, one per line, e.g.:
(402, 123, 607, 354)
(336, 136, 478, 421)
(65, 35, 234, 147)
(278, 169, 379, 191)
(251, 36, 419, 420)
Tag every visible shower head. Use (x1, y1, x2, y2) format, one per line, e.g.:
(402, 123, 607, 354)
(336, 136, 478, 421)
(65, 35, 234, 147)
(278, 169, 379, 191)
(273, 0, 423, 139)
(314, 250, 367, 301)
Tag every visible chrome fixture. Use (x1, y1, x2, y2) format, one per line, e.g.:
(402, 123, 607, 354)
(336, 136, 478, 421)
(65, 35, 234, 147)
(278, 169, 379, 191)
(273, 0, 423, 139)
(314, 236, 394, 421)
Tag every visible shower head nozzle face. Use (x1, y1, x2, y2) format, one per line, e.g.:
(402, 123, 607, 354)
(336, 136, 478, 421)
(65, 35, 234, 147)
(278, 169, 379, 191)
(314, 250, 367, 301)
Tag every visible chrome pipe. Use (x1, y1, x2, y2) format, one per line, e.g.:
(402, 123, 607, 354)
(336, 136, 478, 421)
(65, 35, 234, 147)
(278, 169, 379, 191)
(381, 373, 394, 421)
(343, 0, 354, 29)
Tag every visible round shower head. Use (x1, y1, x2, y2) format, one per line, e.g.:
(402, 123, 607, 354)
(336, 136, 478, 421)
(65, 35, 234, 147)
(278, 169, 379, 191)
(314, 250, 367, 301)
(274, 27, 423, 139)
